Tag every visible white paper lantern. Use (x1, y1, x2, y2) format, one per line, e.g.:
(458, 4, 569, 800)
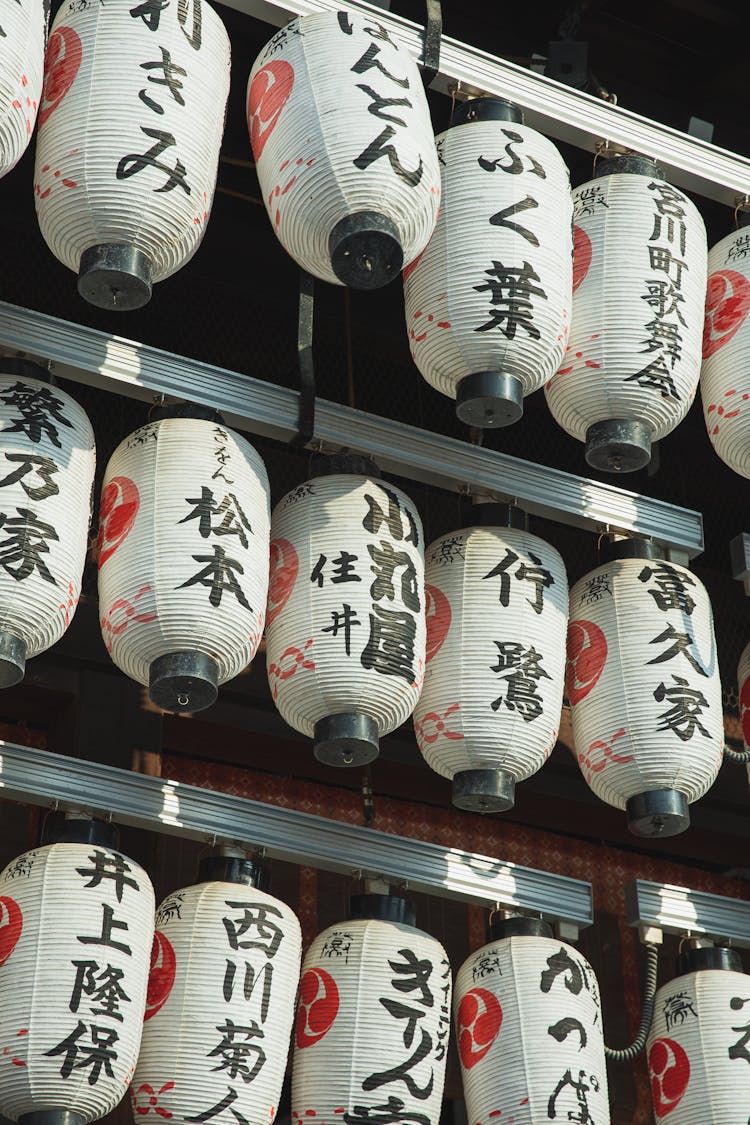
(455, 919, 609, 1125)
(0, 819, 154, 1125)
(0, 359, 95, 687)
(403, 97, 572, 428)
(132, 854, 301, 1125)
(415, 506, 568, 812)
(647, 945, 750, 1124)
(0, 0, 45, 179)
(265, 459, 425, 766)
(247, 10, 440, 289)
(566, 540, 723, 837)
(97, 405, 270, 713)
(34, 0, 230, 310)
(292, 895, 451, 1125)
(545, 155, 707, 473)
(700, 222, 750, 476)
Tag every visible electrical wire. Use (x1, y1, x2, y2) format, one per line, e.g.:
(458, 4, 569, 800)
(604, 942, 658, 1061)
(723, 742, 750, 764)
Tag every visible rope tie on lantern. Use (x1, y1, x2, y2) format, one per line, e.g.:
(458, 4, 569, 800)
(723, 742, 750, 764)
(604, 942, 658, 1061)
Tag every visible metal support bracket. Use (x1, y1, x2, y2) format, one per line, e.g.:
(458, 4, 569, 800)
(626, 879, 750, 949)
(291, 269, 316, 448)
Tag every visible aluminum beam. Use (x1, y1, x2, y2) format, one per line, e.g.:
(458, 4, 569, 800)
(219, 0, 750, 208)
(0, 301, 704, 555)
(626, 879, 750, 949)
(0, 740, 593, 934)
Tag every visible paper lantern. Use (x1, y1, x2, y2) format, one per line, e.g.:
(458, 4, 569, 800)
(0, 358, 95, 687)
(292, 895, 451, 1125)
(247, 10, 440, 289)
(34, 0, 230, 310)
(545, 154, 707, 472)
(455, 917, 609, 1125)
(265, 454, 425, 766)
(566, 538, 723, 836)
(415, 504, 568, 812)
(0, 0, 45, 179)
(97, 404, 270, 713)
(700, 215, 750, 476)
(132, 852, 301, 1125)
(404, 97, 572, 428)
(738, 640, 750, 755)
(647, 944, 750, 1123)
(0, 817, 154, 1125)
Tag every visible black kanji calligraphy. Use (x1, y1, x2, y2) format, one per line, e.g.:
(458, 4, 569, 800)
(322, 603, 361, 656)
(180, 487, 252, 548)
(490, 641, 550, 722)
(0, 380, 72, 448)
(179, 544, 251, 609)
(647, 623, 707, 675)
(638, 563, 696, 614)
(474, 259, 547, 339)
(343, 1098, 430, 1125)
(548, 1016, 587, 1049)
(45, 1021, 119, 1084)
(654, 675, 710, 741)
(624, 355, 679, 399)
(223, 960, 273, 1019)
(69, 961, 131, 1022)
(540, 947, 585, 995)
(139, 47, 186, 115)
(186, 1086, 249, 1125)
(77, 904, 132, 957)
(489, 195, 539, 246)
(352, 43, 410, 88)
(76, 849, 139, 903)
(477, 131, 546, 179)
(0, 453, 59, 501)
(663, 990, 697, 1029)
(208, 1019, 265, 1083)
(547, 1069, 599, 1124)
(310, 551, 360, 586)
(222, 901, 284, 958)
(363, 487, 419, 546)
(117, 127, 190, 194)
(130, 0, 169, 29)
(361, 605, 416, 682)
(483, 548, 553, 613)
(368, 541, 420, 611)
(178, 0, 202, 49)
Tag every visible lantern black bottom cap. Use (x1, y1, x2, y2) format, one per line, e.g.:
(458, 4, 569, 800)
(456, 371, 523, 429)
(452, 768, 515, 814)
(626, 789, 690, 838)
(585, 418, 651, 473)
(149, 650, 218, 714)
(20, 1112, 86, 1125)
(329, 211, 403, 290)
(0, 631, 26, 688)
(78, 243, 153, 311)
(314, 712, 379, 767)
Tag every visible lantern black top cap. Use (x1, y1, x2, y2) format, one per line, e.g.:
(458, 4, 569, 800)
(198, 854, 269, 890)
(676, 944, 742, 975)
(310, 450, 381, 479)
(489, 914, 553, 940)
(594, 153, 665, 179)
(737, 207, 750, 230)
(598, 535, 661, 563)
(150, 400, 225, 425)
(44, 815, 119, 849)
(349, 893, 416, 927)
(0, 357, 51, 384)
(452, 97, 523, 127)
(468, 501, 528, 530)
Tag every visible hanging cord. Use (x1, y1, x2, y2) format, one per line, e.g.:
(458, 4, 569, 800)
(604, 943, 659, 1061)
(724, 742, 750, 764)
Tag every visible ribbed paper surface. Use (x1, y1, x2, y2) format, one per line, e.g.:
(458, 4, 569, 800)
(133, 880, 301, 1125)
(248, 11, 440, 285)
(415, 525, 567, 783)
(0, 370, 94, 658)
(35, 0, 230, 282)
(546, 172, 706, 443)
(292, 917, 450, 1125)
(567, 556, 722, 809)
(700, 228, 750, 477)
(0, 0, 45, 178)
(404, 118, 572, 403)
(647, 970, 750, 1123)
(455, 936, 609, 1125)
(0, 842, 154, 1122)
(98, 417, 270, 688)
(266, 474, 425, 738)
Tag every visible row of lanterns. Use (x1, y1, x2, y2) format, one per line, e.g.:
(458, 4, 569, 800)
(1, 4, 749, 479)
(0, 819, 747, 1125)
(0, 360, 731, 838)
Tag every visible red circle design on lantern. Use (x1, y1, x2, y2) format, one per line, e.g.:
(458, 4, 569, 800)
(456, 988, 503, 1069)
(648, 1037, 690, 1117)
(97, 476, 140, 569)
(296, 967, 339, 1048)
(267, 538, 299, 627)
(425, 584, 451, 663)
(39, 27, 82, 127)
(145, 931, 176, 1021)
(566, 619, 608, 705)
(703, 269, 750, 359)
(0, 897, 22, 967)
(248, 60, 295, 161)
(741, 675, 750, 748)
(402, 249, 426, 284)
(572, 225, 593, 293)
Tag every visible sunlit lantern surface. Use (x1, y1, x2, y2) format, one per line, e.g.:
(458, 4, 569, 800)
(700, 215, 750, 477)
(292, 895, 451, 1125)
(415, 504, 568, 812)
(98, 404, 270, 714)
(133, 853, 301, 1125)
(647, 944, 750, 1123)
(0, 0, 45, 180)
(0, 817, 154, 1125)
(545, 154, 707, 473)
(248, 10, 440, 289)
(0, 359, 95, 687)
(455, 918, 609, 1125)
(265, 455, 425, 766)
(404, 97, 572, 428)
(34, 0, 230, 310)
(566, 538, 723, 837)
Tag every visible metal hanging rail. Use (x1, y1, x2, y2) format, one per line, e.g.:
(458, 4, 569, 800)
(0, 301, 704, 554)
(0, 740, 594, 935)
(626, 879, 750, 949)
(222, 0, 750, 208)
